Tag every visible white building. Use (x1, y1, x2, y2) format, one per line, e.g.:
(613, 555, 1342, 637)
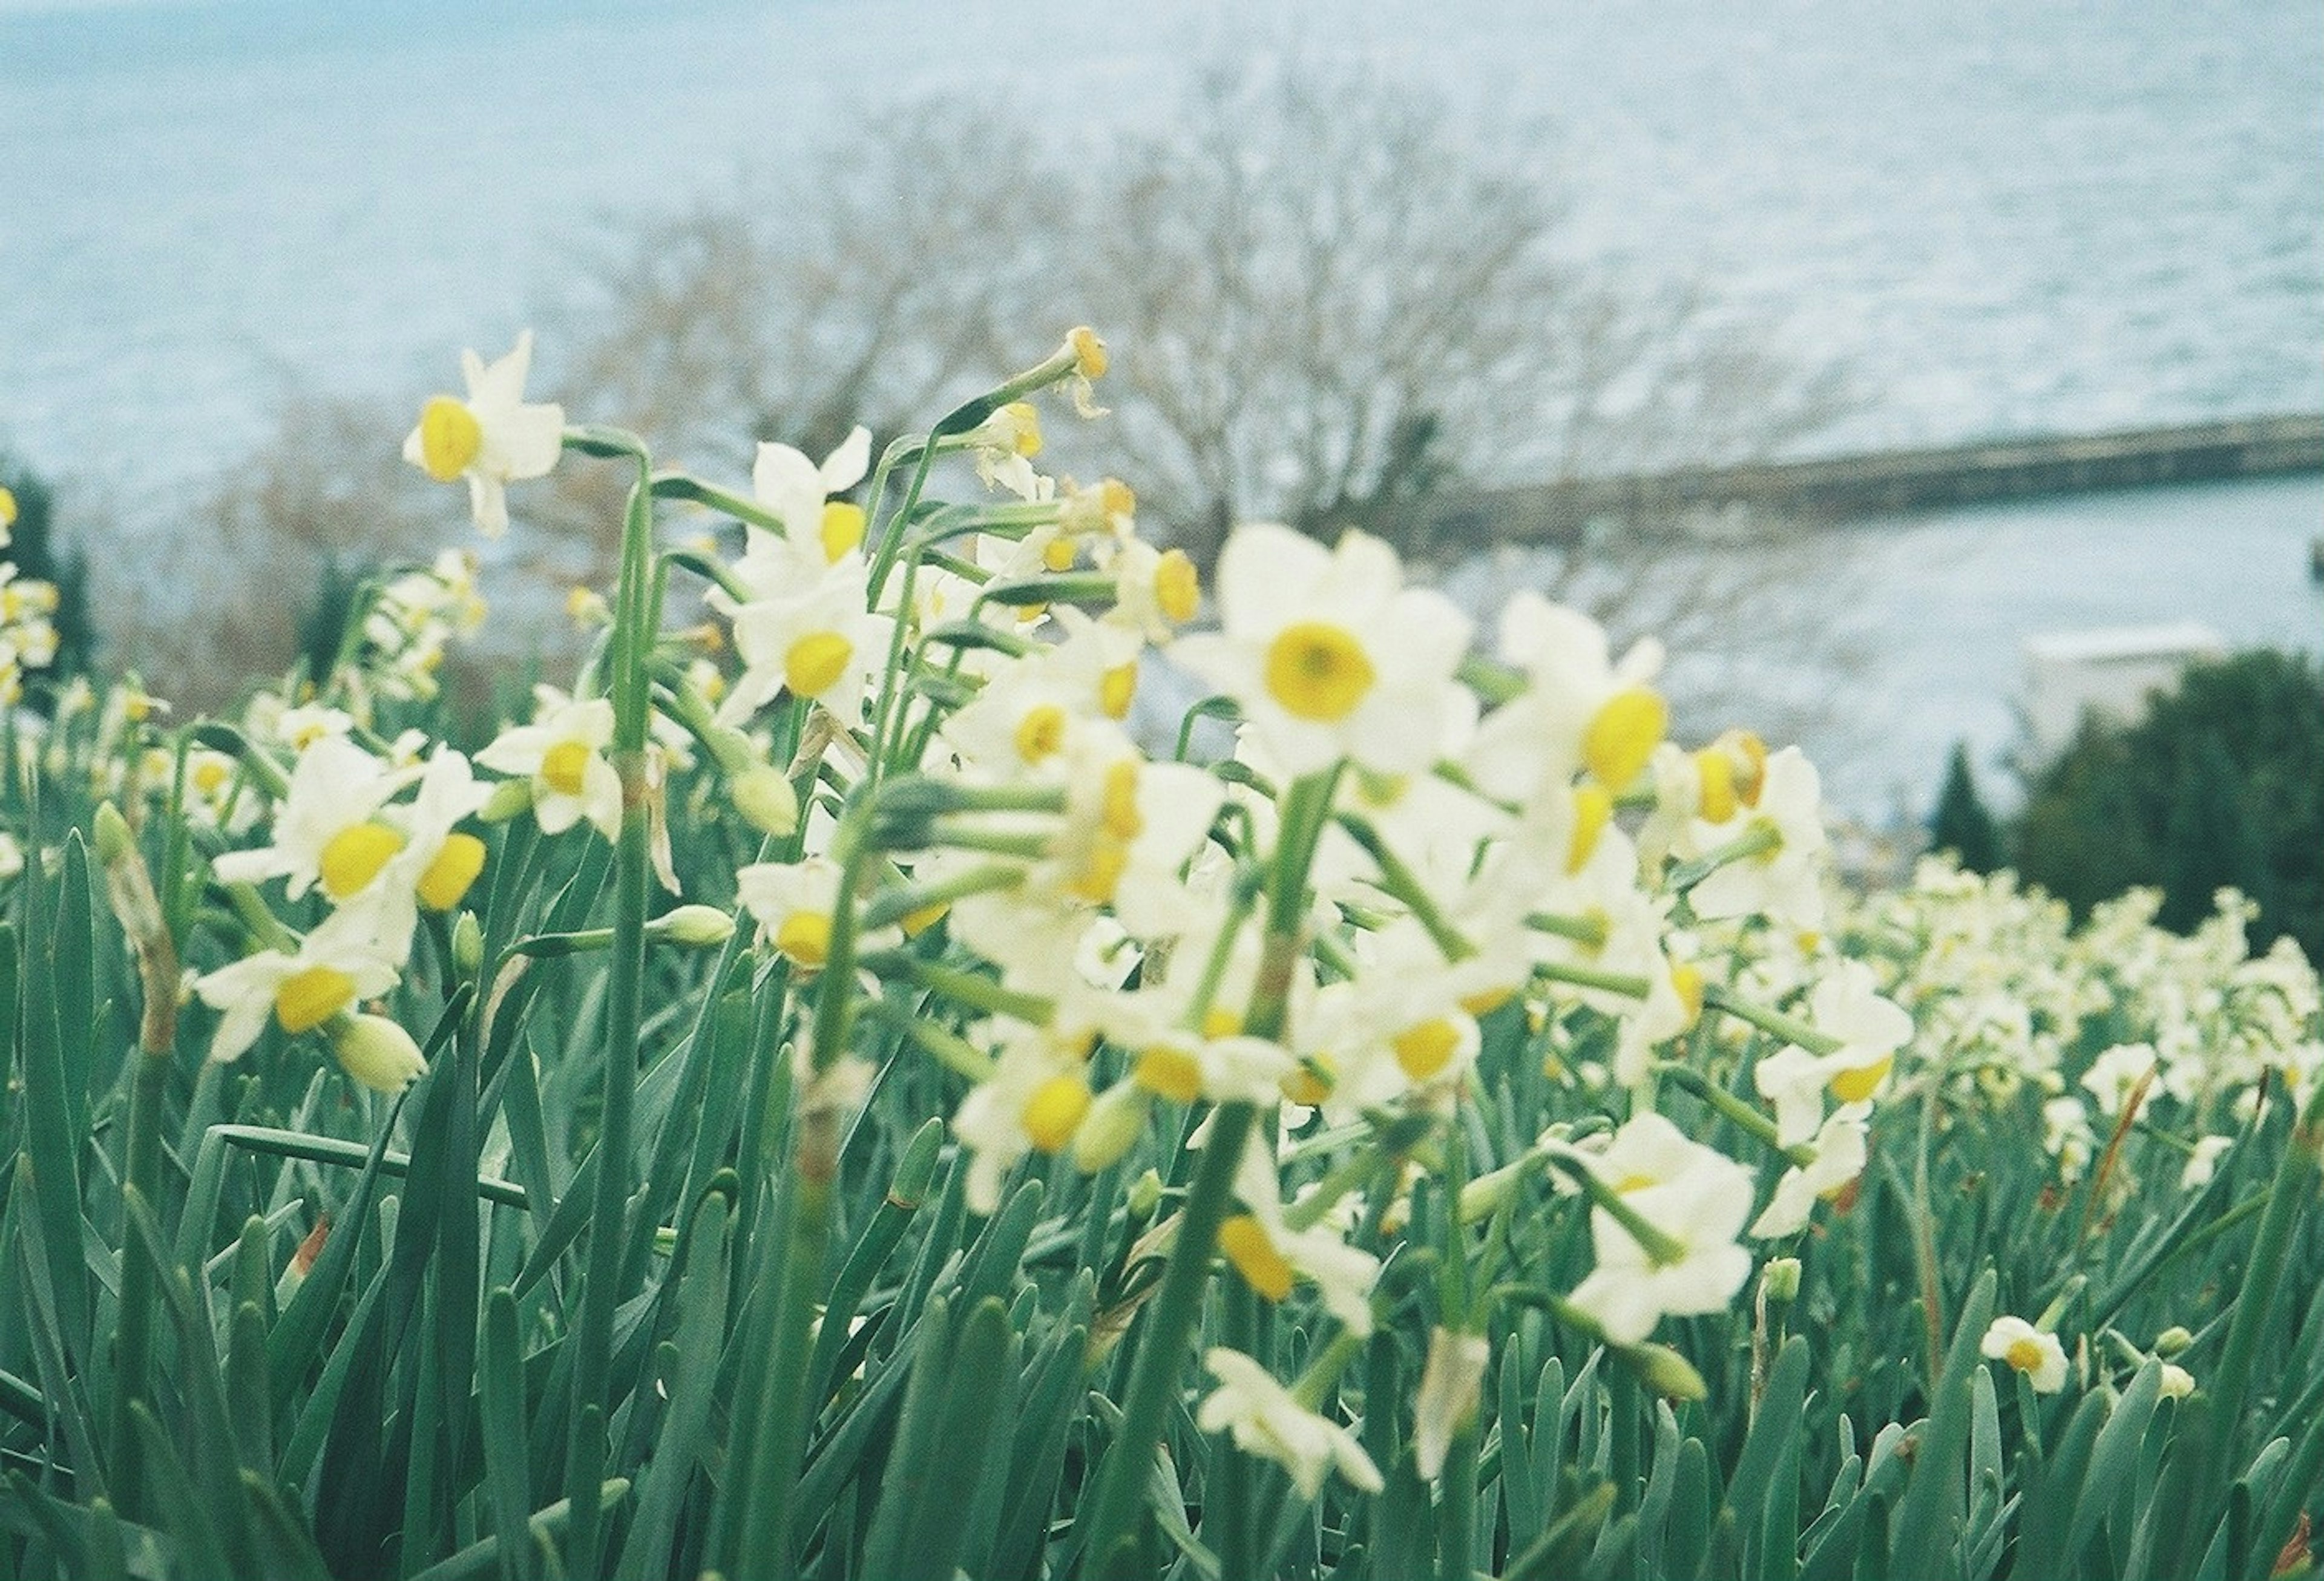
(2021, 622, 2227, 760)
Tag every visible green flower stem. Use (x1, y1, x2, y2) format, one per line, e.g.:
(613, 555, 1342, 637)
(1179, 866, 1264, 1033)
(1534, 960, 1655, 1000)
(858, 860, 1025, 930)
(1653, 1061, 1812, 1165)
(1276, 1334, 1362, 1412)
(1334, 813, 1473, 961)
(1666, 821, 1782, 894)
(1080, 1099, 1260, 1581)
(1701, 981, 1843, 1055)
(882, 955, 1055, 1024)
(646, 468, 784, 534)
(563, 436, 658, 1581)
(863, 1000, 999, 1082)
(1527, 908, 1610, 948)
(919, 823, 1052, 861)
(1538, 1149, 1690, 1266)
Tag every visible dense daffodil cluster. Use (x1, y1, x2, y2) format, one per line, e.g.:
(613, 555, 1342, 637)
(1827, 857, 2320, 1186)
(87, 326, 1944, 1498)
(93, 326, 2314, 1508)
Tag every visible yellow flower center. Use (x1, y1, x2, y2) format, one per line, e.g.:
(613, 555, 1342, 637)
(1695, 745, 1739, 823)
(1732, 731, 1770, 806)
(1460, 985, 1516, 1018)
(819, 502, 865, 563)
(2003, 1337, 2049, 1376)
(1042, 536, 1078, 572)
(1020, 1075, 1091, 1153)
(319, 822, 405, 900)
(1566, 783, 1614, 875)
(416, 396, 484, 482)
(416, 832, 487, 911)
(192, 758, 231, 796)
(1135, 1046, 1204, 1105)
(275, 965, 357, 1035)
(784, 630, 854, 699)
(1069, 326, 1109, 381)
(1154, 549, 1201, 624)
(1281, 1056, 1335, 1108)
(1098, 663, 1138, 720)
(1391, 1018, 1462, 1082)
(775, 911, 833, 969)
(1201, 1007, 1242, 1039)
(1583, 687, 1667, 790)
(1612, 1173, 1660, 1194)
(1003, 401, 1043, 457)
(1014, 704, 1069, 764)
(1670, 962, 1705, 1029)
(1100, 479, 1135, 518)
(1264, 621, 1374, 722)
(541, 739, 593, 798)
(0, 485, 15, 529)
(1218, 1215, 1294, 1300)
(1828, 1053, 1894, 1104)
(1101, 761, 1143, 841)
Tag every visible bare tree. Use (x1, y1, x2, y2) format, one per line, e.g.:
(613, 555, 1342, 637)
(1039, 57, 1854, 571)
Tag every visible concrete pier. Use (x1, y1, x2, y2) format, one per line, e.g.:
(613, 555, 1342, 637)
(1428, 413, 2324, 546)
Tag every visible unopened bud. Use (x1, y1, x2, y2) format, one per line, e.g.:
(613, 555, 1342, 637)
(479, 778, 534, 823)
(1125, 1167, 1164, 1220)
(329, 1014, 428, 1095)
(2153, 1325, 2193, 1357)
(1071, 1081, 1150, 1174)
(730, 763, 799, 837)
(1622, 1341, 1709, 1402)
(451, 911, 485, 974)
(93, 800, 137, 866)
(1761, 1256, 1802, 1304)
(1413, 1328, 1492, 1481)
(650, 904, 736, 949)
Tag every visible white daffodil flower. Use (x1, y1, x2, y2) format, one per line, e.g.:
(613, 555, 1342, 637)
(1196, 1349, 1384, 1501)
(1981, 1315, 2070, 1393)
(212, 736, 414, 902)
(477, 692, 622, 842)
(1469, 594, 1667, 803)
(1750, 1105, 1870, 1238)
(402, 330, 564, 537)
(1565, 1113, 1756, 1346)
(194, 907, 404, 1064)
(951, 1024, 1092, 1214)
(713, 557, 893, 727)
(750, 426, 871, 557)
(1685, 745, 1829, 931)
(1173, 523, 1471, 778)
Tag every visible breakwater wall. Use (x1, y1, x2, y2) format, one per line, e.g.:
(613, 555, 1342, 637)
(1428, 413, 2324, 546)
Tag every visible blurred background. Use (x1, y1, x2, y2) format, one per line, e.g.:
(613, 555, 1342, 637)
(2, 0, 2319, 866)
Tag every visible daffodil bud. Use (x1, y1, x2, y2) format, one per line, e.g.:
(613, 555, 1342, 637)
(1126, 1167, 1164, 1220)
(1412, 1328, 1492, 1481)
(479, 777, 534, 823)
(649, 905, 736, 949)
(1071, 1081, 1150, 1174)
(730, 763, 799, 837)
(1622, 1341, 1710, 1403)
(93, 799, 137, 866)
(329, 1014, 428, 1095)
(1761, 1256, 1802, 1304)
(451, 911, 485, 974)
(2154, 1325, 2193, 1357)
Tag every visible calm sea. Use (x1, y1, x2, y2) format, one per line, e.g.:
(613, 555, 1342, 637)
(2, 0, 2319, 810)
